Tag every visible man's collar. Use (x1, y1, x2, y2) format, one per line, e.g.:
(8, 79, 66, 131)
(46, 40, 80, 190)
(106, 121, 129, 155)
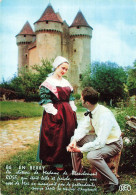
(91, 103, 99, 115)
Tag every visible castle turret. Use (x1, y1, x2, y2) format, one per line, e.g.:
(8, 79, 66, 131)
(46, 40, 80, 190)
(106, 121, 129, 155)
(34, 4, 63, 62)
(68, 11, 93, 91)
(16, 21, 35, 73)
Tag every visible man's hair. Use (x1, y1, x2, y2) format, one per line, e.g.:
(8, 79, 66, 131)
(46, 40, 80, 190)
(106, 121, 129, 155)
(82, 87, 99, 105)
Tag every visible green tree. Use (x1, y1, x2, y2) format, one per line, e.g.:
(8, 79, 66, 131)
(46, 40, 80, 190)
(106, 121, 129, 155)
(127, 60, 136, 96)
(82, 61, 128, 105)
(0, 59, 53, 101)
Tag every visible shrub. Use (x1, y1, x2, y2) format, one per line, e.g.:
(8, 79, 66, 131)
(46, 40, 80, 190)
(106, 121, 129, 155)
(115, 104, 136, 172)
(0, 59, 53, 101)
(73, 93, 81, 100)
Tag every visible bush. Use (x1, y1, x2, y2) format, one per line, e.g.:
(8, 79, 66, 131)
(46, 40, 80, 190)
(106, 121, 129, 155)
(73, 93, 81, 100)
(115, 104, 136, 172)
(0, 59, 53, 101)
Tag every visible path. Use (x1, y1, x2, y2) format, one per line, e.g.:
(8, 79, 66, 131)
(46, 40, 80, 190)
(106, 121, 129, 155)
(0, 113, 83, 162)
(0, 117, 41, 162)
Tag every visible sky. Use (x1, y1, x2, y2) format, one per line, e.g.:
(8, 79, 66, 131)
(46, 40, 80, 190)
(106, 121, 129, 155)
(0, 0, 136, 82)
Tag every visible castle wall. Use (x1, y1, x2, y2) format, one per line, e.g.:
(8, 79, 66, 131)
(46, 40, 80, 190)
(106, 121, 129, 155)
(73, 36, 91, 73)
(68, 36, 91, 92)
(69, 26, 92, 37)
(68, 26, 92, 92)
(36, 31, 62, 63)
(28, 47, 39, 68)
(18, 44, 29, 72)
(34, 21, 62, 33)
(16, 35, 35, 44)
(61, 22, 69, 59)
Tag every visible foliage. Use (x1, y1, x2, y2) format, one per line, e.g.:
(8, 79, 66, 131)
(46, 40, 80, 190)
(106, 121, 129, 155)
(82, 61, 128, 105)
(115, 104, 136, 172)
(80, 67, 91, 88)
(127, 60, 136, 96)
(0, 59, 53, 101)
(73, 93, 81, 100)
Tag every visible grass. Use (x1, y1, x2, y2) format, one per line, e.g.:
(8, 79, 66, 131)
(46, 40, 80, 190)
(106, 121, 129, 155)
(0, 101, 86, 120)
(0, 101, 43, 120)
(1, 101, 136, 194)
(1, 144, 136, 195)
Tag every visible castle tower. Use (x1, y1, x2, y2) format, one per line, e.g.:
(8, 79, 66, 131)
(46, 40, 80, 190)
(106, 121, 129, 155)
(61, 20, 70, 60)
(34, 4, 63, 63)
(16, 21, 35, 73)
(68, 11, 93, 91)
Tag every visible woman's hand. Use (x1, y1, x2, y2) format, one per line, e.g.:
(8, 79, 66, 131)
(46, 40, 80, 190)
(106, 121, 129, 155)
(42, 103, 58, 115)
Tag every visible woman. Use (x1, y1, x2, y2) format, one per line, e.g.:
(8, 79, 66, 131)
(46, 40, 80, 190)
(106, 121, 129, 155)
(37, 56, 77, 171)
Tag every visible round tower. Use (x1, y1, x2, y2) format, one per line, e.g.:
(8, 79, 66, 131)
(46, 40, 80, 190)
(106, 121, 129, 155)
(16, 21, 35, 74)
(34, 4, 63, 63)
(69, 11, 93, 91)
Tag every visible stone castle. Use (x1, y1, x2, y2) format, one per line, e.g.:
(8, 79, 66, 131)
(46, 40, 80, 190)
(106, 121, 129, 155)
(16, 4, 93, 91)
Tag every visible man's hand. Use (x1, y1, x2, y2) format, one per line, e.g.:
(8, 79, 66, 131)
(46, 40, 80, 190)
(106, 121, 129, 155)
(67, 145, 81, 152)
(67, 139, 81, 153)
(71, 146, 81, 153)
(69, 139, 77, 148)
(67, 139, 77, 152)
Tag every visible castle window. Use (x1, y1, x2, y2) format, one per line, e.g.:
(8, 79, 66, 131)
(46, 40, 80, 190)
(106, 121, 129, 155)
(79, 74, 82, 80)
(24, 35, 26, 37)
(46, 21, 48, 24)
(77, 26, 80, 29)
(25, 54, 28, 59)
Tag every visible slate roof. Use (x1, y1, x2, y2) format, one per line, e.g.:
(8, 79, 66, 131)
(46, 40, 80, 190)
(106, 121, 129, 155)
(35, 4, 62, 23)
(16, 21, 35, 36)
(70, 10, 92, 29)
(56, 12, 63, 23)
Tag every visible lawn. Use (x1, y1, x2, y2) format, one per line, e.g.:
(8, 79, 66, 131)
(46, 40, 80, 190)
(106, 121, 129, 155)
(0, 101, 43, 120)
(0, 101, 86, 120)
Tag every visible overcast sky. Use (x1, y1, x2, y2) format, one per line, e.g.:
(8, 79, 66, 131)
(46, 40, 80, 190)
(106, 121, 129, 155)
(0, 0, 136, 82)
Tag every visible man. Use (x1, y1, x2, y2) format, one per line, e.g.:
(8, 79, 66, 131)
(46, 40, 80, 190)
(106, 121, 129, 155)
(67, 87, 123, 193)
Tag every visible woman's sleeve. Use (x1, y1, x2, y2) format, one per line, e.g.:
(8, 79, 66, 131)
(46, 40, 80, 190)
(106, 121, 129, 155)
(69, 91, 75, 101)
(39, 86, 57, 115)
(39, 86, 53, 105)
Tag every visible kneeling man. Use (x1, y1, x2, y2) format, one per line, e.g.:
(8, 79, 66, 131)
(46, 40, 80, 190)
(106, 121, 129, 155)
(67, 87, 123, 193)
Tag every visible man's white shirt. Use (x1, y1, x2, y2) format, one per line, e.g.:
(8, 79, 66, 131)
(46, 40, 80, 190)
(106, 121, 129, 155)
(73, 104, 121, 152)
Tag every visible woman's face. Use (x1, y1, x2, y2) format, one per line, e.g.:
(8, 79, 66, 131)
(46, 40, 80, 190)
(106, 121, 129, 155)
(55, 62, 69, 77)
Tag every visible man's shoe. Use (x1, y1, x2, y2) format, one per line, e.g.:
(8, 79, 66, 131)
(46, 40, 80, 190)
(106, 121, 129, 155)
(104, 184, 119, 193)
